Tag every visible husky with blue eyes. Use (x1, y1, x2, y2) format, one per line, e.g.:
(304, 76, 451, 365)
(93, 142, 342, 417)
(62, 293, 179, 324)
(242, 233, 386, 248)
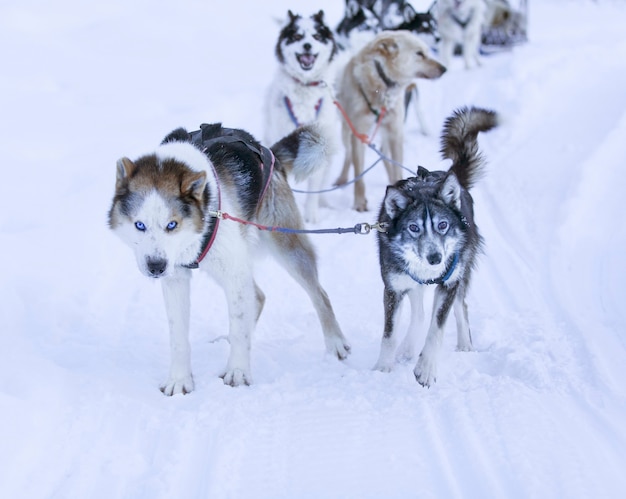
(264, 10, 339, 224)
(374, 107, 497, 387)
(108, 123, 350, 395)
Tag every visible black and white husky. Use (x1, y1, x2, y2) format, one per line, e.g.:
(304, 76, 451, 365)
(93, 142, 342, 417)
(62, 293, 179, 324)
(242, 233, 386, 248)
(374, 107, 497, 386)
(264, 10, 339, 223)
(108, 123, 350, 395)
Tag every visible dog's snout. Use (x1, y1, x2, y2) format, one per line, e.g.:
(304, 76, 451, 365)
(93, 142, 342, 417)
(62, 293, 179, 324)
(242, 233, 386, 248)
(146, 257, 167, 277)
(427, 252, 442, 266)
(303, 42, 312, 52)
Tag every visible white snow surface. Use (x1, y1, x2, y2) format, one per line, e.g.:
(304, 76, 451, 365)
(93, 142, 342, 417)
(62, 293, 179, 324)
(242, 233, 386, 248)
(1, 0, 626, 497)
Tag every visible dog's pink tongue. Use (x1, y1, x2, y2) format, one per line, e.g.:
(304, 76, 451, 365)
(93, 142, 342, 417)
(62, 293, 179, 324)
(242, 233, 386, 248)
(299, 54, 315, 68)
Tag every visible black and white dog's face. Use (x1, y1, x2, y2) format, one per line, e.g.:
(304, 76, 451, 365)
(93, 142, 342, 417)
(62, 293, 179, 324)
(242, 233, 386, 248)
(336, 0, 438, 43)
(380, 174, 467, 284)
(276, 10, 338, 81)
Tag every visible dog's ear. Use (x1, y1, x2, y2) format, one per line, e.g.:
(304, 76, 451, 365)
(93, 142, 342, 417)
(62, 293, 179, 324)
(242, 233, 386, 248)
(377, 37, 399, 58)
(181, 170, 207, 204)
(439, 172, 462, 210)
(115, 157, 135, 191)
(314, 10, 325, 22)
(384, 185, 411, 218)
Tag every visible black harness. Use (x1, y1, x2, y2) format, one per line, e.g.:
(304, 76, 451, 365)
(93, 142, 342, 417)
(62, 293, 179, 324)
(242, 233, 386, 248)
(450, 8, 475, 29)
(182, 125, 274, 269)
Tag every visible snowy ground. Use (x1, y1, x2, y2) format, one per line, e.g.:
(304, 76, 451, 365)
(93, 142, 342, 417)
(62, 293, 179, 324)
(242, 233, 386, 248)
(1, 0, 625, 497)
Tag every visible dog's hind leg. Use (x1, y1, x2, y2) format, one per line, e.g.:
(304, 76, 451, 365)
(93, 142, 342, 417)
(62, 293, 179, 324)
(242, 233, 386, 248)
(254, 281, 266, 323)
(266, 230, 351, 360)
(160, 268, 194, 396)
(334, 124, 353, 187)
(374, 286, 406, 372)
(414, 283, 458, 387)
(396, 285, 425, 363)
(382, 117, 405, 184)
(453, 286, 473, 352)
(304, 160, 326, 224)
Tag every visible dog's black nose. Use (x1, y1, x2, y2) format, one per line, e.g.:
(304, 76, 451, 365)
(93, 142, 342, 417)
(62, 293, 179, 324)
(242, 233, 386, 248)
(427, 253, 442, 265)
(303, 43, 312, 52)
(147, 257, 167, 277)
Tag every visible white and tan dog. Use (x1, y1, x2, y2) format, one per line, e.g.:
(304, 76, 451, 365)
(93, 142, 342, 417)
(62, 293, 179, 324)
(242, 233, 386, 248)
(264, 10, 340, 223)
(335, 30, 446, 212)
(109, 123, 350, 395)
(435, 0, 488, 69)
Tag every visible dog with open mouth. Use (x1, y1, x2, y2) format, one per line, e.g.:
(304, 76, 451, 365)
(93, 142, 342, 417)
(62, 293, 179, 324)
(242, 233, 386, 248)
(264, 10, 340, 223)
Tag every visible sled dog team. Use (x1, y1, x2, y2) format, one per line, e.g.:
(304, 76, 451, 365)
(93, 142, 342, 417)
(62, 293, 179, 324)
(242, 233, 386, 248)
(109, 4, 500, 395)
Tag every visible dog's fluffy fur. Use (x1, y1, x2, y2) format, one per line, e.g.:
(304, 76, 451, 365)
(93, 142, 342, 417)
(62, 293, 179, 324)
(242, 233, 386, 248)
(109, 124, 350, 395)
(334, 30, 446, 212)
(436, 0, 488, 69)
(264, 10, 339, 223)
(374, 106, 497, 386)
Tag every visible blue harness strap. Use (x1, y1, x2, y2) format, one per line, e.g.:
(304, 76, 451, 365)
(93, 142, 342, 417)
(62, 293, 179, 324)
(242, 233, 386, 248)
(410, 252, 459, 286)
(284, 96, 323, 128)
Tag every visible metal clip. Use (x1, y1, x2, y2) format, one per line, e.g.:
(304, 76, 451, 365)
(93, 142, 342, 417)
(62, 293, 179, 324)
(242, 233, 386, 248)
(208, 210, 223, 219)
(355, 222, 388, 234)
(372, 222, 389, 233)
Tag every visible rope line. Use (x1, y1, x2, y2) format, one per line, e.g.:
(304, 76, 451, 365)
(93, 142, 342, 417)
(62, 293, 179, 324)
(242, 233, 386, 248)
(207, 210, 388, 236)
(289, 84, 416, 195)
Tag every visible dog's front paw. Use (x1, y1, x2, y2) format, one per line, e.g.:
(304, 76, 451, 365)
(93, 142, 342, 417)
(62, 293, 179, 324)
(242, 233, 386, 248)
(305, 212, 318, 225)
(221, 368, 252, 387)
(372, 361, 393, 373)
(160, 375, 194, 396)
(353, 199, 368, 212)
(396, 338, 416, 363)
(414, 354, 437, 388)
(334, 175, 348, 186)
(326, 336, 351, 360)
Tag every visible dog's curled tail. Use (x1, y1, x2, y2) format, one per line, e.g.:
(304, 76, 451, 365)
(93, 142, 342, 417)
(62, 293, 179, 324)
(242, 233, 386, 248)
(270, 123, 333, 183)
(440, 106, 498, 189)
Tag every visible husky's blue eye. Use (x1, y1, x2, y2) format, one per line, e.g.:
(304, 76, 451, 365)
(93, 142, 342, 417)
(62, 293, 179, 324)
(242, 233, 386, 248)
(166, 221, 178, 231)
(408, 223, 420, 233)
(135, 221, 146, 231)
(438, 221, 449, 232)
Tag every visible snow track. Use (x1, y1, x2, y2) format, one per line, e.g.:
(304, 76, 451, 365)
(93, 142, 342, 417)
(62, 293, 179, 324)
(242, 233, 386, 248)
(1, 1, 625, 497)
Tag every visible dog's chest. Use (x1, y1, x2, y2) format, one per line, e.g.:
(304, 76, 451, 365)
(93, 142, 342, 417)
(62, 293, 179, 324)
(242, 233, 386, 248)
(282, 84, 328, 125)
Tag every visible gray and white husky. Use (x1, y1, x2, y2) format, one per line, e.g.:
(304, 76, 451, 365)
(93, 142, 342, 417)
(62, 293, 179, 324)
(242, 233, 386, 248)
(374, 107, 497, 386)
(108, 123, 350, 395)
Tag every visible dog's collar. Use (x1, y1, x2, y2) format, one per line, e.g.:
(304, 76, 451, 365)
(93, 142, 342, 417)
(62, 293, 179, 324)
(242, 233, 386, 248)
(182, 161, 221, 270)
(358, 84, 384, 119)
(291, 76, 325, 87)
(358, 61, 397, 119)
(409, 252, 459, 286)
(374, 60, 398, 89)
(450, 8, 475, 29)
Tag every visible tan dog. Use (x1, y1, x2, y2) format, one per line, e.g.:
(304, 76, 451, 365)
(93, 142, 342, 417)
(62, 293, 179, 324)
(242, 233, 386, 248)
(335, 30, 446, 212)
